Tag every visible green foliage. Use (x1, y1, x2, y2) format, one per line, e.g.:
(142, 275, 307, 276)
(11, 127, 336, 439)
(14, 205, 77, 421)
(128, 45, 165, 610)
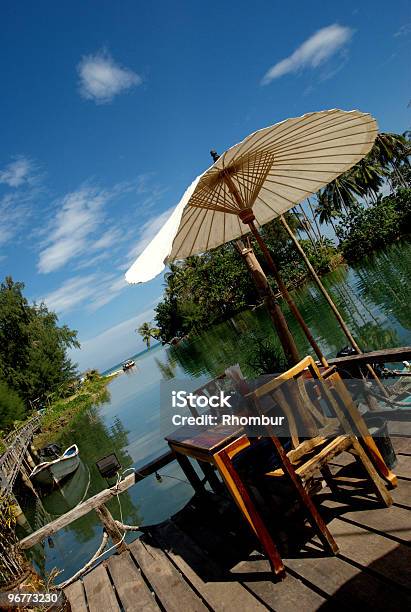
(0, 276, 80, 428)
(336, 189, 411, 262)
(155, 245, 258, 342)
(137, 322, 160, 348)
(239, 333, 287, 375)
(0, 380, 25, 430)
(34, 374, 110, 448)
(154, 215, 339, 343)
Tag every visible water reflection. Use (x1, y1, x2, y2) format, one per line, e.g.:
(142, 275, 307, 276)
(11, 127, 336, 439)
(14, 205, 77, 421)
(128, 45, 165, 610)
(170, 242, 410, 378)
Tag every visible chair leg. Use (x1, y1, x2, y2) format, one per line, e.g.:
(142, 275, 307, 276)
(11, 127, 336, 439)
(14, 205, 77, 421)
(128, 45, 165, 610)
(350, 437, 392, 507)
(320, 465, 340, 497)
(268, 436, 339, 555)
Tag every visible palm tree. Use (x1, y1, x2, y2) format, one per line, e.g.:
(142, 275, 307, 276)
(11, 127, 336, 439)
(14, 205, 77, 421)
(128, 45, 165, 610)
(137, 322, 160, 348)
(318, 171, 362, 216)
(371, 132, 410, 189)
(351, 158, 384, 203)
(315, 191, 339, 233)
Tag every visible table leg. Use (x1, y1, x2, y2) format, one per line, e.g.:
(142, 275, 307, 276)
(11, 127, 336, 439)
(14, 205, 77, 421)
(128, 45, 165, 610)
(197, 460, 224, 494)
(214, 448, 286, 579)
(175, 454, 205, 494)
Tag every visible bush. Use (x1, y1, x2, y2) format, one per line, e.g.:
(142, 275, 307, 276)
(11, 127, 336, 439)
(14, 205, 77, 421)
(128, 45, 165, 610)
(336, 189, 411, 262)
(0, 380, 26, 431)
(240, 333, 287, 376)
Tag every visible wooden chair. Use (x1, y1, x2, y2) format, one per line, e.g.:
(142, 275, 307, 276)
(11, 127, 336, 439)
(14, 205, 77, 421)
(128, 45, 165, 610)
(243, 355, 393, 555)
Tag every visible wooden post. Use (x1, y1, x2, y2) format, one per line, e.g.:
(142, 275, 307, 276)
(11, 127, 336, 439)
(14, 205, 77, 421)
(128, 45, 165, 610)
(240, 211, 328, 367)
(280, 214, 389, 396)
(236, 240, 300, 366)
(220, 170, 308, 367)
(95, 504, 127, 553)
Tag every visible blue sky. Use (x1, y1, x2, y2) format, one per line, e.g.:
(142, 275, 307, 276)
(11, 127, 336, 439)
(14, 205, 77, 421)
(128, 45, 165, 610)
(0, 1, 410, 372)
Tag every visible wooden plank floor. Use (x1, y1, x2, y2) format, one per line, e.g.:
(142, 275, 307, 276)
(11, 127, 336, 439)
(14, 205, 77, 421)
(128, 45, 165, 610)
(64, 435, 411, 611)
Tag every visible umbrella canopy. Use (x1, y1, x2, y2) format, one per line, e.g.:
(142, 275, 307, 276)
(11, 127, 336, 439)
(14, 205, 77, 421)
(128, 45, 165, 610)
(126, 109, 377, 284)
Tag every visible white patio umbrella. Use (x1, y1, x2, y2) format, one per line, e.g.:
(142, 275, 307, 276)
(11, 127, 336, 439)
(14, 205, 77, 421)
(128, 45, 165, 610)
(127, 109, 376, 280)
(126, 109, 378, 364)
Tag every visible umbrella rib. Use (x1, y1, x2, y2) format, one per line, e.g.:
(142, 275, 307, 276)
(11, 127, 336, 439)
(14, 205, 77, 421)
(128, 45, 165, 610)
(228, 110, 328, 164)
(206, 208, 217, 251)
(174, 204, 203, 236)
(255, 130, 376, 159)
(187, 207, 209, 256)
(236, 213, 244, 238)
(274, 141, 376, 158)
(256, 189, 298, 217)
(263, 178, 321, 195)
(266, 124, 377, 157)
(269, 171, 340, 181)
(234, 163, 248, 206)
(254, 194, 279, 214)
(265, 175, 326, 187)
(173, 206, 205, 247)
(229, 109, 343, 165)
(258, 113, 373, 152)
(258, 185, 297, 206)
(270, 165, 350, 172)
(273, 157, 367, 165)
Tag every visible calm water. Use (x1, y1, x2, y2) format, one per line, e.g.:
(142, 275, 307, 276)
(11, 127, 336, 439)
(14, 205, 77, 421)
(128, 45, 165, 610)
(23, 241, 411, 579)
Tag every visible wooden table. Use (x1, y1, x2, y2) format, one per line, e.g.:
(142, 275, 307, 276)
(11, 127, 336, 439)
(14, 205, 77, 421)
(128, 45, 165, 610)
(166, 423, 286, 578)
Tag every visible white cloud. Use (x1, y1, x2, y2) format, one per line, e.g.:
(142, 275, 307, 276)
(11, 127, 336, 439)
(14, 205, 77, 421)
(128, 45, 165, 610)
(42, 270, 129, 315)
(0, 191, 34, 247)
(91, 227, 123, 251)
(394, 23, 411, 37)
(38, 186, 111, 273)
(37, 177, 164, 274)
(261, 24, 354, 85)
(42, 274, 98, 313)
(0, 157, 34, 187)
(88, 274, 128, 311)
(77, 50, 141, 104)
(0, 156, 43, 249)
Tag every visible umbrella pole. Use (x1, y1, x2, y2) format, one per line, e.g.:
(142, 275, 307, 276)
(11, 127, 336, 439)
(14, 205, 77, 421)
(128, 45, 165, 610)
(243, 215, 328, 367)
(219, 167, 326, 366)
(280, 214, 389, 396)
(235, 240, 300, 366)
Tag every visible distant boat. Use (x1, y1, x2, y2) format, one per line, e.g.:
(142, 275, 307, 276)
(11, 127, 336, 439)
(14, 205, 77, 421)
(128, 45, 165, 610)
(122, 360, 135, 371)
(30, 445, 80, 486)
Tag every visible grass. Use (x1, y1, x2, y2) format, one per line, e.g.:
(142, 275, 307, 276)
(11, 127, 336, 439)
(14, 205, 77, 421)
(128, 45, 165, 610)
(33, 375, 114, 449)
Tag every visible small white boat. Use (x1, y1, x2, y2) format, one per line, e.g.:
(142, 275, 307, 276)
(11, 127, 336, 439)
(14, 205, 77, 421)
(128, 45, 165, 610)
(122, 360, 135, 371)
(30, 445, 80, 486)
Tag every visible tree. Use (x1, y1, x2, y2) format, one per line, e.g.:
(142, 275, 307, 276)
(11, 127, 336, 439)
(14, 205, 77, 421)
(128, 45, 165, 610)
(153, 213, 338, 343)
(315, 190, 340, 231)
(0, 380, 25, 430)
(317, 171, 362, 216)
(335, 188, 411, 262)
(0, 277, 80, 421)
(137, 322, 160, 348)
(351, 158, 384, 203)
(372, 132, 410, 189)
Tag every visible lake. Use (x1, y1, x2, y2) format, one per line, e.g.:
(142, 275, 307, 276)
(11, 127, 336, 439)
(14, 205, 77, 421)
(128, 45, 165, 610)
(23, 241, 411, 580)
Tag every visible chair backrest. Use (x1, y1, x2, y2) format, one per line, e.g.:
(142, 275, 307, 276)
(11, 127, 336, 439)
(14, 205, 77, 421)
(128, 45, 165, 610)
(190, 365, 248, 418)
(247, 356, 359, 449)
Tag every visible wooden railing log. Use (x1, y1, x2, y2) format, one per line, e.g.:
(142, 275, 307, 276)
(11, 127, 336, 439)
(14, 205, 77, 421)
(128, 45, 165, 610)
(19, 450, 175, 550)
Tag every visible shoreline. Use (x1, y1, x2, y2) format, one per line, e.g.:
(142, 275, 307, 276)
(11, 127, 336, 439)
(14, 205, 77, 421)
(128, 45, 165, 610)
(33, 374, 115, 449)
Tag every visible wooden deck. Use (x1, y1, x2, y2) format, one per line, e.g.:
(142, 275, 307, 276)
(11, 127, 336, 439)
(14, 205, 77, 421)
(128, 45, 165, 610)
(64, 434, 411, 611)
